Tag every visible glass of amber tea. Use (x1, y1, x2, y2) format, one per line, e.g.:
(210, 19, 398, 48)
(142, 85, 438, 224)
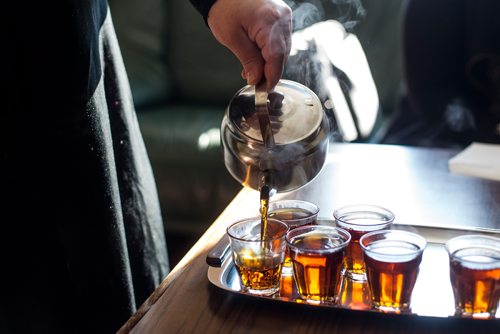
(360, 230, 426, 313)
(286, 225, 351, 303)
(445, 235, 500, 319)
(334, 205, 395, 281)
(268, 199, 320, 275)
(227, 217, 289, 296)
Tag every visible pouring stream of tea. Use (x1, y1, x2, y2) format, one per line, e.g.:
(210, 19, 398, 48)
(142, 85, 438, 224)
(260, 185, 271, 241)
(255, 80, 275, 243)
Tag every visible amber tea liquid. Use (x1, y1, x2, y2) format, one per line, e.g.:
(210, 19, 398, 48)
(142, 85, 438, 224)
(364, 240, 423, 312)
(235, 253, 283, 293)
(343, 229, 366, 278)
(340, 275, 371, 310)
(449, 248, 500, 318)
(289, 233, 345, 302)
(334, 206, 395, 281)
(269, 207, 317, 271)
(259, 186, 271, 241)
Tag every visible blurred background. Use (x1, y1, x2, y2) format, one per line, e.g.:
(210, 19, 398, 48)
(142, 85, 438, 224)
(108, 0, 500, 266)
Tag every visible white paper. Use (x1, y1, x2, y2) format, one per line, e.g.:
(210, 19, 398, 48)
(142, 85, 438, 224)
(448, 142, 500, 181)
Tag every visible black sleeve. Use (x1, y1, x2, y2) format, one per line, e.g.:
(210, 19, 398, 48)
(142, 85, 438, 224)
(190, 0, 218, 24)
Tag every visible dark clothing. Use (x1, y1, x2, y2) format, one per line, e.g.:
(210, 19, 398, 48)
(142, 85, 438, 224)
(190, 0, 217, 23)
(381, 0, 500, 147)
(5, 1, 169, 333)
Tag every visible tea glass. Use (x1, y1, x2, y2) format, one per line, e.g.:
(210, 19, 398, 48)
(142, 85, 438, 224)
(227, 217, 289, 296)
(334, 205, 395, 281)
(286, 225, 351, 303)
(360, 230, 426, 313)
(445, 234, 500, 319)
(268, 199, 319, 275)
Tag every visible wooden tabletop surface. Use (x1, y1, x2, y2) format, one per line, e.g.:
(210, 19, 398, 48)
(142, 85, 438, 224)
(119, 143, 500, 334)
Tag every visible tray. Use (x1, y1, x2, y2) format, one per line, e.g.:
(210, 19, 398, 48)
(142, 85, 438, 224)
(207, 221, 500, 319)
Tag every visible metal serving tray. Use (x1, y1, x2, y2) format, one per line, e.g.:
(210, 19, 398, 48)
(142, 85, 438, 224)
(207, 220, 500, 319)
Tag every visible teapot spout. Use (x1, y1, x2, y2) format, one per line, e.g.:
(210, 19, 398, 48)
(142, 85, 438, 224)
(259, 170, 277, 198)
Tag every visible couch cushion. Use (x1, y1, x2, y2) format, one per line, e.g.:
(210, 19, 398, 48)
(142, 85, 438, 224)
(109, 0, 172, 108)
(138, 104, 242, 233)
(138, 103, 226, 163)
(167, 0, 243, 104)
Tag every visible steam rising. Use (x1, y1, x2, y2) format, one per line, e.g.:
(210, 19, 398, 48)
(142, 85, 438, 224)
(330, 0, 366, 30)
(290, 2, 323, 31)
(283, 1, 378, 142)
(444, 98, 476, 132)
(287, 0, 366, 32)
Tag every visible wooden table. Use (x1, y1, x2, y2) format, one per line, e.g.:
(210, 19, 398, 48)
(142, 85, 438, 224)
(119, 143, 500, 334)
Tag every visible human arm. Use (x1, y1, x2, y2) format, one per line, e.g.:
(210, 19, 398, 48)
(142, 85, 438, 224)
(190, 0, 292, 91)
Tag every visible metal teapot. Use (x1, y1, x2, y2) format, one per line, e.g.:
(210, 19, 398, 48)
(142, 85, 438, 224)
(221, 79, 330, 193)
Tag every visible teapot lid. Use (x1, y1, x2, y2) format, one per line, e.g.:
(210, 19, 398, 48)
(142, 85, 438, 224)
(227, 79, 324, 145)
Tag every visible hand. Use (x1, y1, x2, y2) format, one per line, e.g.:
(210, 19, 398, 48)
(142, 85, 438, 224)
(207, 0, 292, 91)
